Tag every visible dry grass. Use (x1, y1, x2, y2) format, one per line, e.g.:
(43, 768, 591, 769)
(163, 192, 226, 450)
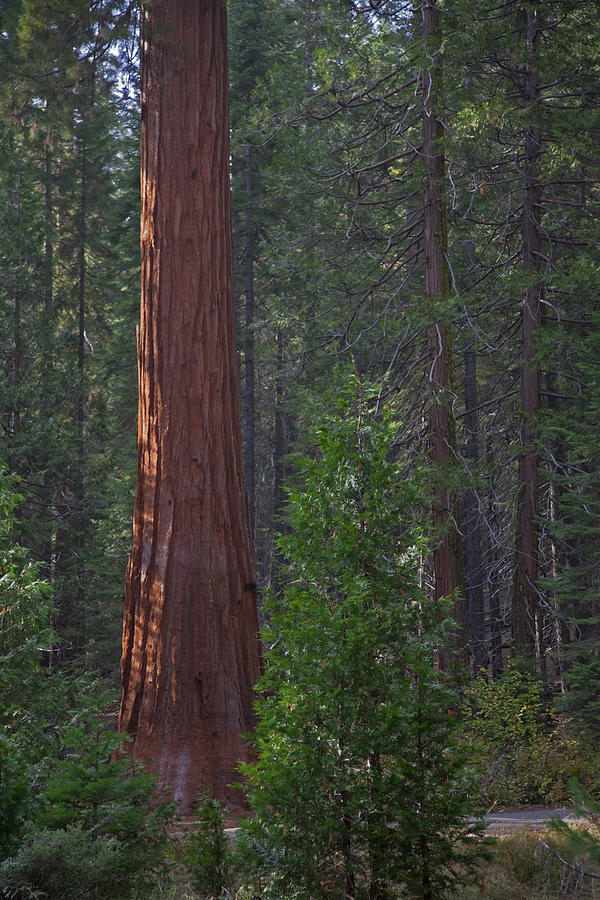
(139, 826, 600, 899)
(461, 828, 600, 900)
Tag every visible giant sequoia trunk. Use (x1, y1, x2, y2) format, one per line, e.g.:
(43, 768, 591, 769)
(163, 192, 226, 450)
(421, 0, 465, 665)
(119, 0, 261, 816)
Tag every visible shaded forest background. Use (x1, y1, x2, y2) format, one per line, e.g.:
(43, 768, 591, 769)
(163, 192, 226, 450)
(2, 0, 600, 895)
(2, 0, 599, 695)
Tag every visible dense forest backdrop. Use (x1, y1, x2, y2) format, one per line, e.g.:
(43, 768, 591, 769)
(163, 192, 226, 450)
(1, 0, 600, 896)
(2, 0, 599, 690)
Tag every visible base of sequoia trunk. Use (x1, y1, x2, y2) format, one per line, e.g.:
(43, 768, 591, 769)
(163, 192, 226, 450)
(127, 732, 253, 819)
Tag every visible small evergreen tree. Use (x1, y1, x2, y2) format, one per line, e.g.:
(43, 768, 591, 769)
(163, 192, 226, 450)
(0, 466, 54, 855)
(0, 698, 175, 898)
(182, 794, 234, 898)
(239, 377, 487, 899)
(550, 779, 600, 873)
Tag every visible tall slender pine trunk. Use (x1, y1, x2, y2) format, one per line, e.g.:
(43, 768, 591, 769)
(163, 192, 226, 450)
(421, 0, 465, 666)
(41, 142, 54, 583)
(512, 8, 542, 658)
(119, 0, 261, 815)
(74, 102, 88, 653)
(462, 344, 486, 673)
(11, 160, 21, 440)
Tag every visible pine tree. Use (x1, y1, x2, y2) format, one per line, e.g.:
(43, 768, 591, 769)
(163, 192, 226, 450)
(0, 0, 140, 667)
(240, 376, 486, 899)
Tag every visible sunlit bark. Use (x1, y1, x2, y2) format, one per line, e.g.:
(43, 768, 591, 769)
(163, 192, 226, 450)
(119, 0, 261, 816)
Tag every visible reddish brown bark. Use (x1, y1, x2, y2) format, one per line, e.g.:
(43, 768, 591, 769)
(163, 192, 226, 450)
(118, 0, 261, 816)
(512, 8, 542, 658)
(422, 0, 465, 665)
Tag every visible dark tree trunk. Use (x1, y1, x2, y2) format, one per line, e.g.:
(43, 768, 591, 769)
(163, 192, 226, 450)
(243, 143, 256, 539)
(512, 8, 542, 658)
(44, 143, 53, 321)
(421, 0, 465, 665)
(462, 344, 486, 674)
(12, 264, 21, 441)
(485, 501, 504, 679)
(77, 135, 86, 494)
(119, 0, 261, 816)
(75, 114, 87, 649)
(40, 142, 54, 584)
(543, 366, 570, 690)
(11, 163, 21, 440)
(267, 329, 288, 596)
(53, 104, 90, 661)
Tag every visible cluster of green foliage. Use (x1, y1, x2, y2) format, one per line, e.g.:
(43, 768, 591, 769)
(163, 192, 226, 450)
(0, 468, 54, 855)
(236, 378, 489, 899)
(0, 722, 173, 899)
(177, 795, 235, 898)
(0, 469, 174, 899)
(467, 668, 597, 807)
(0, 691, 174, 899)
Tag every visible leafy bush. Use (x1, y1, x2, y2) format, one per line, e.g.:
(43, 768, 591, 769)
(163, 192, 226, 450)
(467, 667, 596, 805)
(0, 825, 127, 899)
(0, 467, 54, 855)
(0, 733, 30, 858)
(0, 470, 54, 681)
(238, 377, 489, 899)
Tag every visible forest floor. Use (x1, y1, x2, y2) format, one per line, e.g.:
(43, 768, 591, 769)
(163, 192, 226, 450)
(156, 813, 600, 900)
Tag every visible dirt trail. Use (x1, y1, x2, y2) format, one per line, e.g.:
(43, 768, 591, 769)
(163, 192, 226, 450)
(170, 807, 577, 839)
(483, 806, 574, 834)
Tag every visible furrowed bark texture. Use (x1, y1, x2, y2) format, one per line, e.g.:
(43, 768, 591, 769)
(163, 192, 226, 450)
(119, 0, 261, 816)
(421, 0, 465, 665)
(243, 143, 256, 539)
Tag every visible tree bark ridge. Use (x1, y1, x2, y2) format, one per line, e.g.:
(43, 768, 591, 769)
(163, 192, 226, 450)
(119, 0, 261, 816)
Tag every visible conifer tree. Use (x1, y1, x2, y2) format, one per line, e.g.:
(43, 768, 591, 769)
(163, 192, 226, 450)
(449, 0, 600, 671)
(241, 377, 486, 899)
(0, 0, 140, 666)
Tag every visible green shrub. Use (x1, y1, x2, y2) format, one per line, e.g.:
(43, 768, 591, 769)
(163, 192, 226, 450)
(0, 733, 30, 858)
(467, 668, 596, 805)
(1, 698, 175, 898)
(181, 794, 234, 898)
(467, 667, 550, 749)
(238, 377, 489, 899)
(0, 467, 55, 857)
(0, 825, 127, 899)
